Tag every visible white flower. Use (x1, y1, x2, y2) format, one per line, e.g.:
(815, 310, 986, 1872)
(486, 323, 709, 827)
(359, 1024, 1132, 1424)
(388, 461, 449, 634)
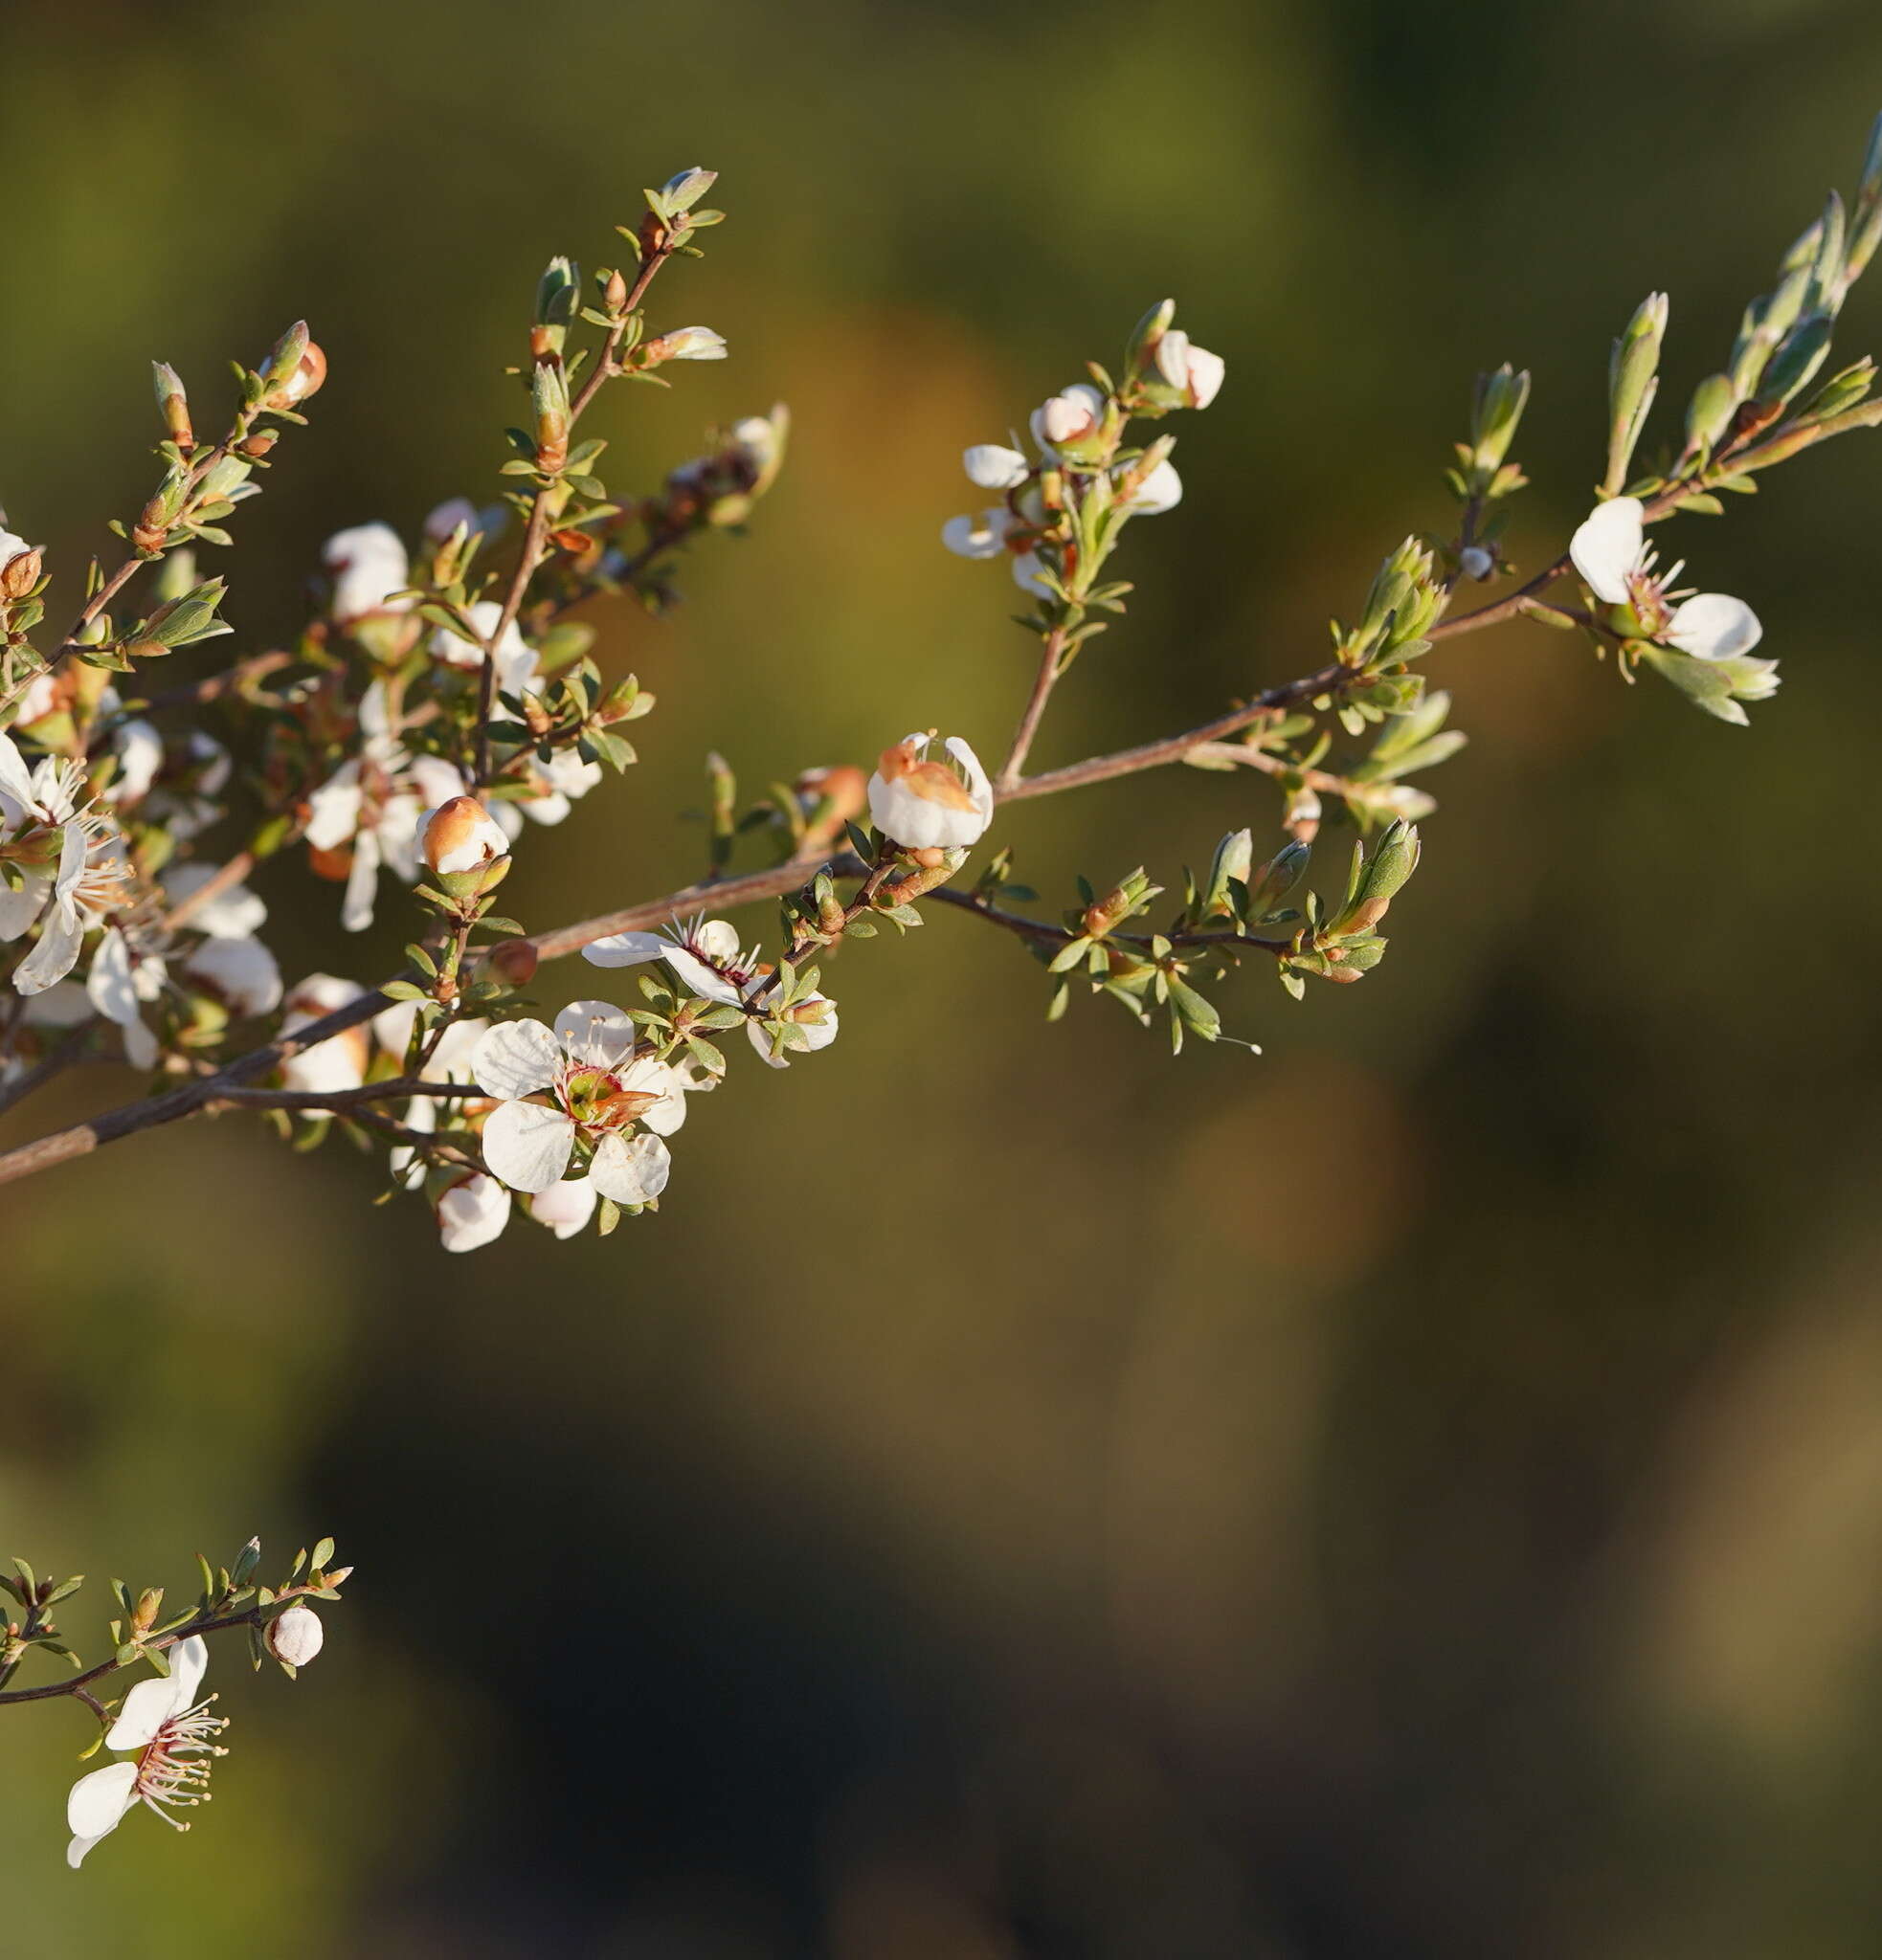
(103, 719, 164, 807)
(372, 1000, 487, 1080)
(322, 523, 412, 623)
(510, 748, 604, 827)
(581, 913, 755, 1006)
(66, 1636, 228, 1867)
(280, 974, 371, 1101)
(1567, 497, 1762, 659)
(13, 809, 135, 997)
(87, 925, 163, 1068)
(1030, 383, 1106, 451)
(1153, 327, 1226, 409)
(419, 794, 510, 877)
(264, 1605, 324, 1667)
(866, 732, 995, 850)
(437, 1171, 512, 1253)
(746, 987, 840, 1069)
(1010, 550, 1053, 599)
(941, 506, 1013, 560)
(304, 683, 469, 931)
(0, 526, 34, 575)
(644, 325, 728, 362)
(963, 443, 1030, 490)
(470, 1002, 679, 1202)
(181, 934, 282, 1017)
(1120, 457, 1182, 514)
(429, 600, 539, 698)
(160, 861, 268, 939)
(528, 1176, 599, 1238)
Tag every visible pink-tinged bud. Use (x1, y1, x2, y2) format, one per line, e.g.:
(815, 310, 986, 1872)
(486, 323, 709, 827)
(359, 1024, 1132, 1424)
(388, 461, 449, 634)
(420, 795, 510, 877)
(265, 1604, 324, 1667)
(0, 542, 44, 599)
(263, 335, 327, 412)
(485, 937, 539, 987)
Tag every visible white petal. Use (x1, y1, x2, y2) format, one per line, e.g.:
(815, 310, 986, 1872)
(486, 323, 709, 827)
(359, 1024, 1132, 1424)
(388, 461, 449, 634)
(1124, 458, 1182, 514)
(470, 1018, 562, 1100)
(963, 443, 1030, 490)
(480, 1098, 575, 1192)
(105, 1671, 185, 1751)
(0, 729, 37, 816)
(66, 1762, 139, 1847)
(529, 1175, 599, 1238)
(184, 935, 282, 1016)
(580, 929, 671, 969)
(662, 944, 746, 1006)
(87, 928, 139, 1027)
(14, 899, 82, 994)
(0, 872, 48, 941)
(941, 511, 1008, 560)
(1568, 497, 1645, 606)
(437, 1172, 512, 1252)
(617, 1056, 688, 1134)
(302, 765, 364, 851)
(588, 1129, 671, 1206)
(1010, 550, 1053, 599)
(943, 735, 995, 826)
(1667, 592, 1762, 661)
(162, 862, 266, 939)
(552, 999, 636, 1069)
(167, 1635, 208, 1710)
(1185, 345, 1226, 409)
(340, 826, 381, 933)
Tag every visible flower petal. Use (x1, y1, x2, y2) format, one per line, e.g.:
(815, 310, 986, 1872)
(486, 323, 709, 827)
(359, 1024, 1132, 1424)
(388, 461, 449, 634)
(437, 1172, 512, 1252)
(963, 443, 1030, 490)
(529, 1175, 599, 1238)
(86, 927, 138, 1027)
(1568, 497, 1645, 606)
(1667, 592, 1762, 661)
(167, 1635, 208, 1710)
(0, 872, 47, 942)
(617, 1056, 688, 1134)
(66, 1762, 139, 1852)
(552, 999, 636, 1070)
(14, 897, 83, 994)
(480, 1098, 575, 1192)
(470, 1018, 562, 1101)
(580, 930, 671, 969)
(588, 1130, 671, 1206)
(662, 944, 745, 1006)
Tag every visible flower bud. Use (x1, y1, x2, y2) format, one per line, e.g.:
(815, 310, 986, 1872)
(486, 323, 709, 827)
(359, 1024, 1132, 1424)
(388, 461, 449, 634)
(1202, 827, 1254, 915)
(260, 324, 326, 410)
(0, 540, 43, 600)
(421, 795, 510, 878)
(265, 1604, 324, 1668)
(485, 937, 539, 987)
(1458, 544, 1495, 581)
(1604, 292, 1667, 495)
(640, 325, 728, 365)
(1468, 363, 1530, 474)
(532, 358, 571, 472)
(603, 267, 630, 314)
(152, 361, 193, 448)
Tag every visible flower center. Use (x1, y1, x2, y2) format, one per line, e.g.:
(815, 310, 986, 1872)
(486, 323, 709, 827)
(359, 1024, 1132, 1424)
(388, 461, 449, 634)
(134, 1698, 230, 1831)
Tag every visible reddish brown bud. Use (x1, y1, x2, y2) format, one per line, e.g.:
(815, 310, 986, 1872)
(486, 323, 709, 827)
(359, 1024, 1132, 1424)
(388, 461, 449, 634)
(0, 546, 43, 599)
(240, 430, 279, 458)
(603, 267, 629, 313)
(486, 938, 540, 987)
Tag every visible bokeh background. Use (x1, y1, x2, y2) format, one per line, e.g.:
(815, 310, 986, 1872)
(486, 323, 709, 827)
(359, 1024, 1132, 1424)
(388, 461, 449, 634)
(5, 1, 1882, 1951)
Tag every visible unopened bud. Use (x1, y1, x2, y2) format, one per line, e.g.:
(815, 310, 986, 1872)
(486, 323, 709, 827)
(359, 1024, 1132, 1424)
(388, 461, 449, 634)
(532, 359, 570, 472)
(132, 1588, 164, 1635)
(603, 267, 629, 314)
(640, 325, 728, 366)
(485, 937, 539, 987)
(1458, 544, 1495, 582)
(151, 361, 193, 448)
(420, 795, 510, 878)
(265, 1604, 324, 1668)
(1203, 827, 1254, 914)
(239, 429, 278, 459)
(0, 543, 43, 599)
(262, 329, 326, 411)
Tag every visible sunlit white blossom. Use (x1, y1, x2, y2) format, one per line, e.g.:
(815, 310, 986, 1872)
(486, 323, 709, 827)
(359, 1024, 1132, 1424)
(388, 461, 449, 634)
(581, 913, 756, 1006)
(1030, 383, 1106, 451)
(280, 974, 371, 1102)
(1568, 497, 1763, 660)
(428, 599, 540, 700)
(322, 523, 412, 623)
(469, 1003, 679, 1204)
(867, 732, 995, 850)
(1119, 457, 1182, 514)
(182, 933, 283, 1018)
(66, 1637, 227, 1868)
(1153, 326, 1226, 409)
(264, 1604, 324, 1667)
(941, 507, 1013, 560)
(437, 1170, 512, 1253)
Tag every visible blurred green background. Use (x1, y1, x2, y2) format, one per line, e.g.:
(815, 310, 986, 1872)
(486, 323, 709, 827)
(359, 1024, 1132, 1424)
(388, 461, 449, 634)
(6, 0, 1882, 1951)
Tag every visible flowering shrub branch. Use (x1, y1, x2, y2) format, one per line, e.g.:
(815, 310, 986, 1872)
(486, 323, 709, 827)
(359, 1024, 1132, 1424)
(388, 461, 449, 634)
(7, 122, 1882, 1852)
(0, 138, 1873, 1222)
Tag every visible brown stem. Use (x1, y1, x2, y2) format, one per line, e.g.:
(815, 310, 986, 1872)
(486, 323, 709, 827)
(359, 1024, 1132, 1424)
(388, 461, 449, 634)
(473, 246, 675, 789)
(997, 622, 1070, 791)
(161, 851, 256, 933)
